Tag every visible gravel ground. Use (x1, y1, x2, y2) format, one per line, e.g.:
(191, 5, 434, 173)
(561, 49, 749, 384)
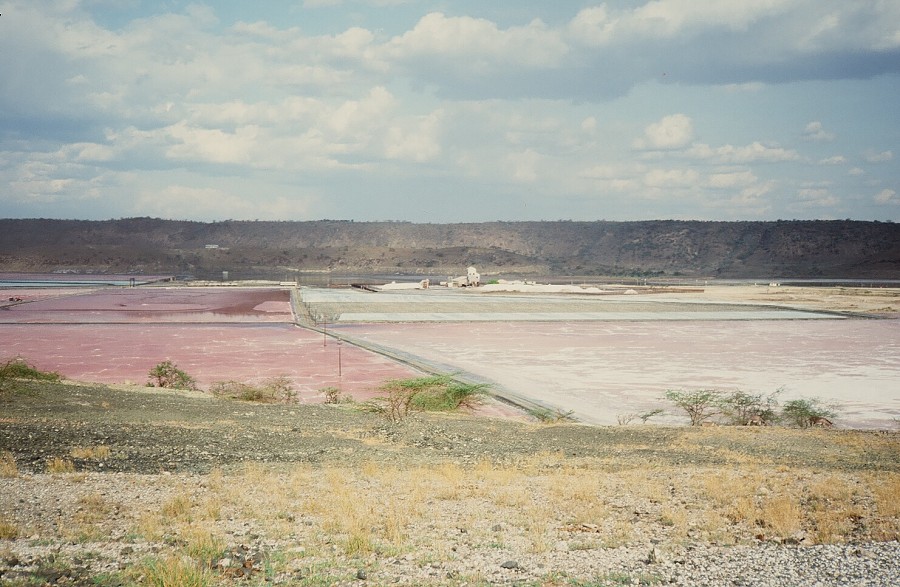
(2, 381, 899, 586)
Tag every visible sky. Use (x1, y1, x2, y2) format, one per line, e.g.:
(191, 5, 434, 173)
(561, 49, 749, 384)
(0, 1, 898, 223)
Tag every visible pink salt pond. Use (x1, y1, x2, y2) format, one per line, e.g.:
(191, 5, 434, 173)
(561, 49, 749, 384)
(4, 286, 898, 428)
(0, 287, 419, 404)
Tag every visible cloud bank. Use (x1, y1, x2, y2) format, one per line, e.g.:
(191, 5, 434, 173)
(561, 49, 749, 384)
(0, 0, 897, 221)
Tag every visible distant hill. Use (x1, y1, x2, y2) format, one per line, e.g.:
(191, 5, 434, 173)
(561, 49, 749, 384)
(1, 218, 898, 280)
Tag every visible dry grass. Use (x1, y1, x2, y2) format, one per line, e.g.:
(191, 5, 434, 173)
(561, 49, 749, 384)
(46, 457, 76, 474)
(140, 554, 212, 587)
(0, 451, 17, 478)
(99, 453, 897, 575)
(161, 493, 193, 521)
(760, 494, 803, 537)
(181, 525, 225, 566)
(872, 473, 900, 518)
(70, 445, 111, 460)
(0, 519, 18, 540)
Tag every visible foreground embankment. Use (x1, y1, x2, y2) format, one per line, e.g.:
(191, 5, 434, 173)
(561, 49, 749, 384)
(1, 381, 898, 586)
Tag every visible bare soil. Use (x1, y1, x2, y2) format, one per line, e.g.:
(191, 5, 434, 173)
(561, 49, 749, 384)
(3, 381, 898, 475)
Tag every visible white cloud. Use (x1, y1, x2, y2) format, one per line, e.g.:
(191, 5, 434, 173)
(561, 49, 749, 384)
(848, 167, 865, 176)
(635, 114, 694, 150)
(303, 0, 342, 7)
(164, 123, 259, 165)
(1, 2, 898, 222)
(685, 142, 801, 163)
(581, 117, 598, 133)
(643, 168, 701, 188)
(797, 187, 839, 207)
(136, 185, 315, 220)
(874, 189, 898, 204)
(384, 109, 444, 162)
(803, 121, 835, 141)
(569, 0, 793, 45)
(706, 170, 757, 188)
(506, 149, 543, 183)
(385, 12, 568, 72)
(866, 150, 894, 163)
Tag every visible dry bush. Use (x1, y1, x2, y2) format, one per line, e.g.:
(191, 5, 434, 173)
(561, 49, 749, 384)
(74, 492, 111, 525)
(0, 519, 19, 540)
(760, 494, 803, 537)
(522, 503, 553, 553)
(70, 445, 111, 460)
(162, 494, 194, 521)
(46, 457, 75, 474)
(322, 386, 340, 404)
(210, 376, 296, 403)
(0, 451, 17, 478)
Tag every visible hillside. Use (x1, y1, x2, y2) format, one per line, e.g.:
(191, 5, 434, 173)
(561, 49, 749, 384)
(1, 218, 898, 280)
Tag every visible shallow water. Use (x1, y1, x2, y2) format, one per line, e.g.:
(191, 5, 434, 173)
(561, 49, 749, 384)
(336, 319, 900, 429)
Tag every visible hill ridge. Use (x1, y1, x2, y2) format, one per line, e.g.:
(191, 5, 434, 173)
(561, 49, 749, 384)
(1, 218, 898, 279)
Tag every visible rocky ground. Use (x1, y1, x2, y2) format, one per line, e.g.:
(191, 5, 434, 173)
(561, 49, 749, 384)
(1, 380, 899, 586)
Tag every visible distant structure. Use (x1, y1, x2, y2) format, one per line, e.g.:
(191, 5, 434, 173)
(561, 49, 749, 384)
(379, 279, 430, 291)
(445, 266, 481, 288)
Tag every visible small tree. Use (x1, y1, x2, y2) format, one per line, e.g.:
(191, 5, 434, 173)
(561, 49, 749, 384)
(321, 386, 343, 404)
(368, 374, 486, 423)
(782, 398, 837, 428)
(664, 389, 725, 426)
(722, 388, 781, 426)
(148, 360, 197, 390)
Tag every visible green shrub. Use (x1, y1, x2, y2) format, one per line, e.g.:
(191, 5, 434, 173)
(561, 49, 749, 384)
(721, 388, 781, 426)
(528, 406, 576, 423)
(0, 357, 61, 391)
(369, 375, 486, 423)
(664, 388, 725, 426)
(782, 398, 837, 428)
(148, 360, 197, 390)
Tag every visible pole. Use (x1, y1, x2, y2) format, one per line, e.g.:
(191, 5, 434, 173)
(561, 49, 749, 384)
(338, 340, 342, 377)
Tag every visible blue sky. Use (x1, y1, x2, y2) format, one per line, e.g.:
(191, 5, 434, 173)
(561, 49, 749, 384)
(1, 0, 898, 222)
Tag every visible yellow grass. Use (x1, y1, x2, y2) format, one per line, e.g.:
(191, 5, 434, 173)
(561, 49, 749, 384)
(180, 525, 225, 566)
(108, 453, 897, 571)
(70, 445, 111, 460)
(760, 494, 803, 537)
(871, 473, 900, 518)
(0, 451, 17, 478)
(161, 494, 193, 521)
(46, 457, 75, 474)
(0, 519, 18, 540)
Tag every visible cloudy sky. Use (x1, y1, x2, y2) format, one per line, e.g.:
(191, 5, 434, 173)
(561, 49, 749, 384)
(1, 1, 898, 222)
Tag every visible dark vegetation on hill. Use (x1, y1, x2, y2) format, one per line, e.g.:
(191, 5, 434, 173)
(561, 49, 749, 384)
(0, 218, 898, 280)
